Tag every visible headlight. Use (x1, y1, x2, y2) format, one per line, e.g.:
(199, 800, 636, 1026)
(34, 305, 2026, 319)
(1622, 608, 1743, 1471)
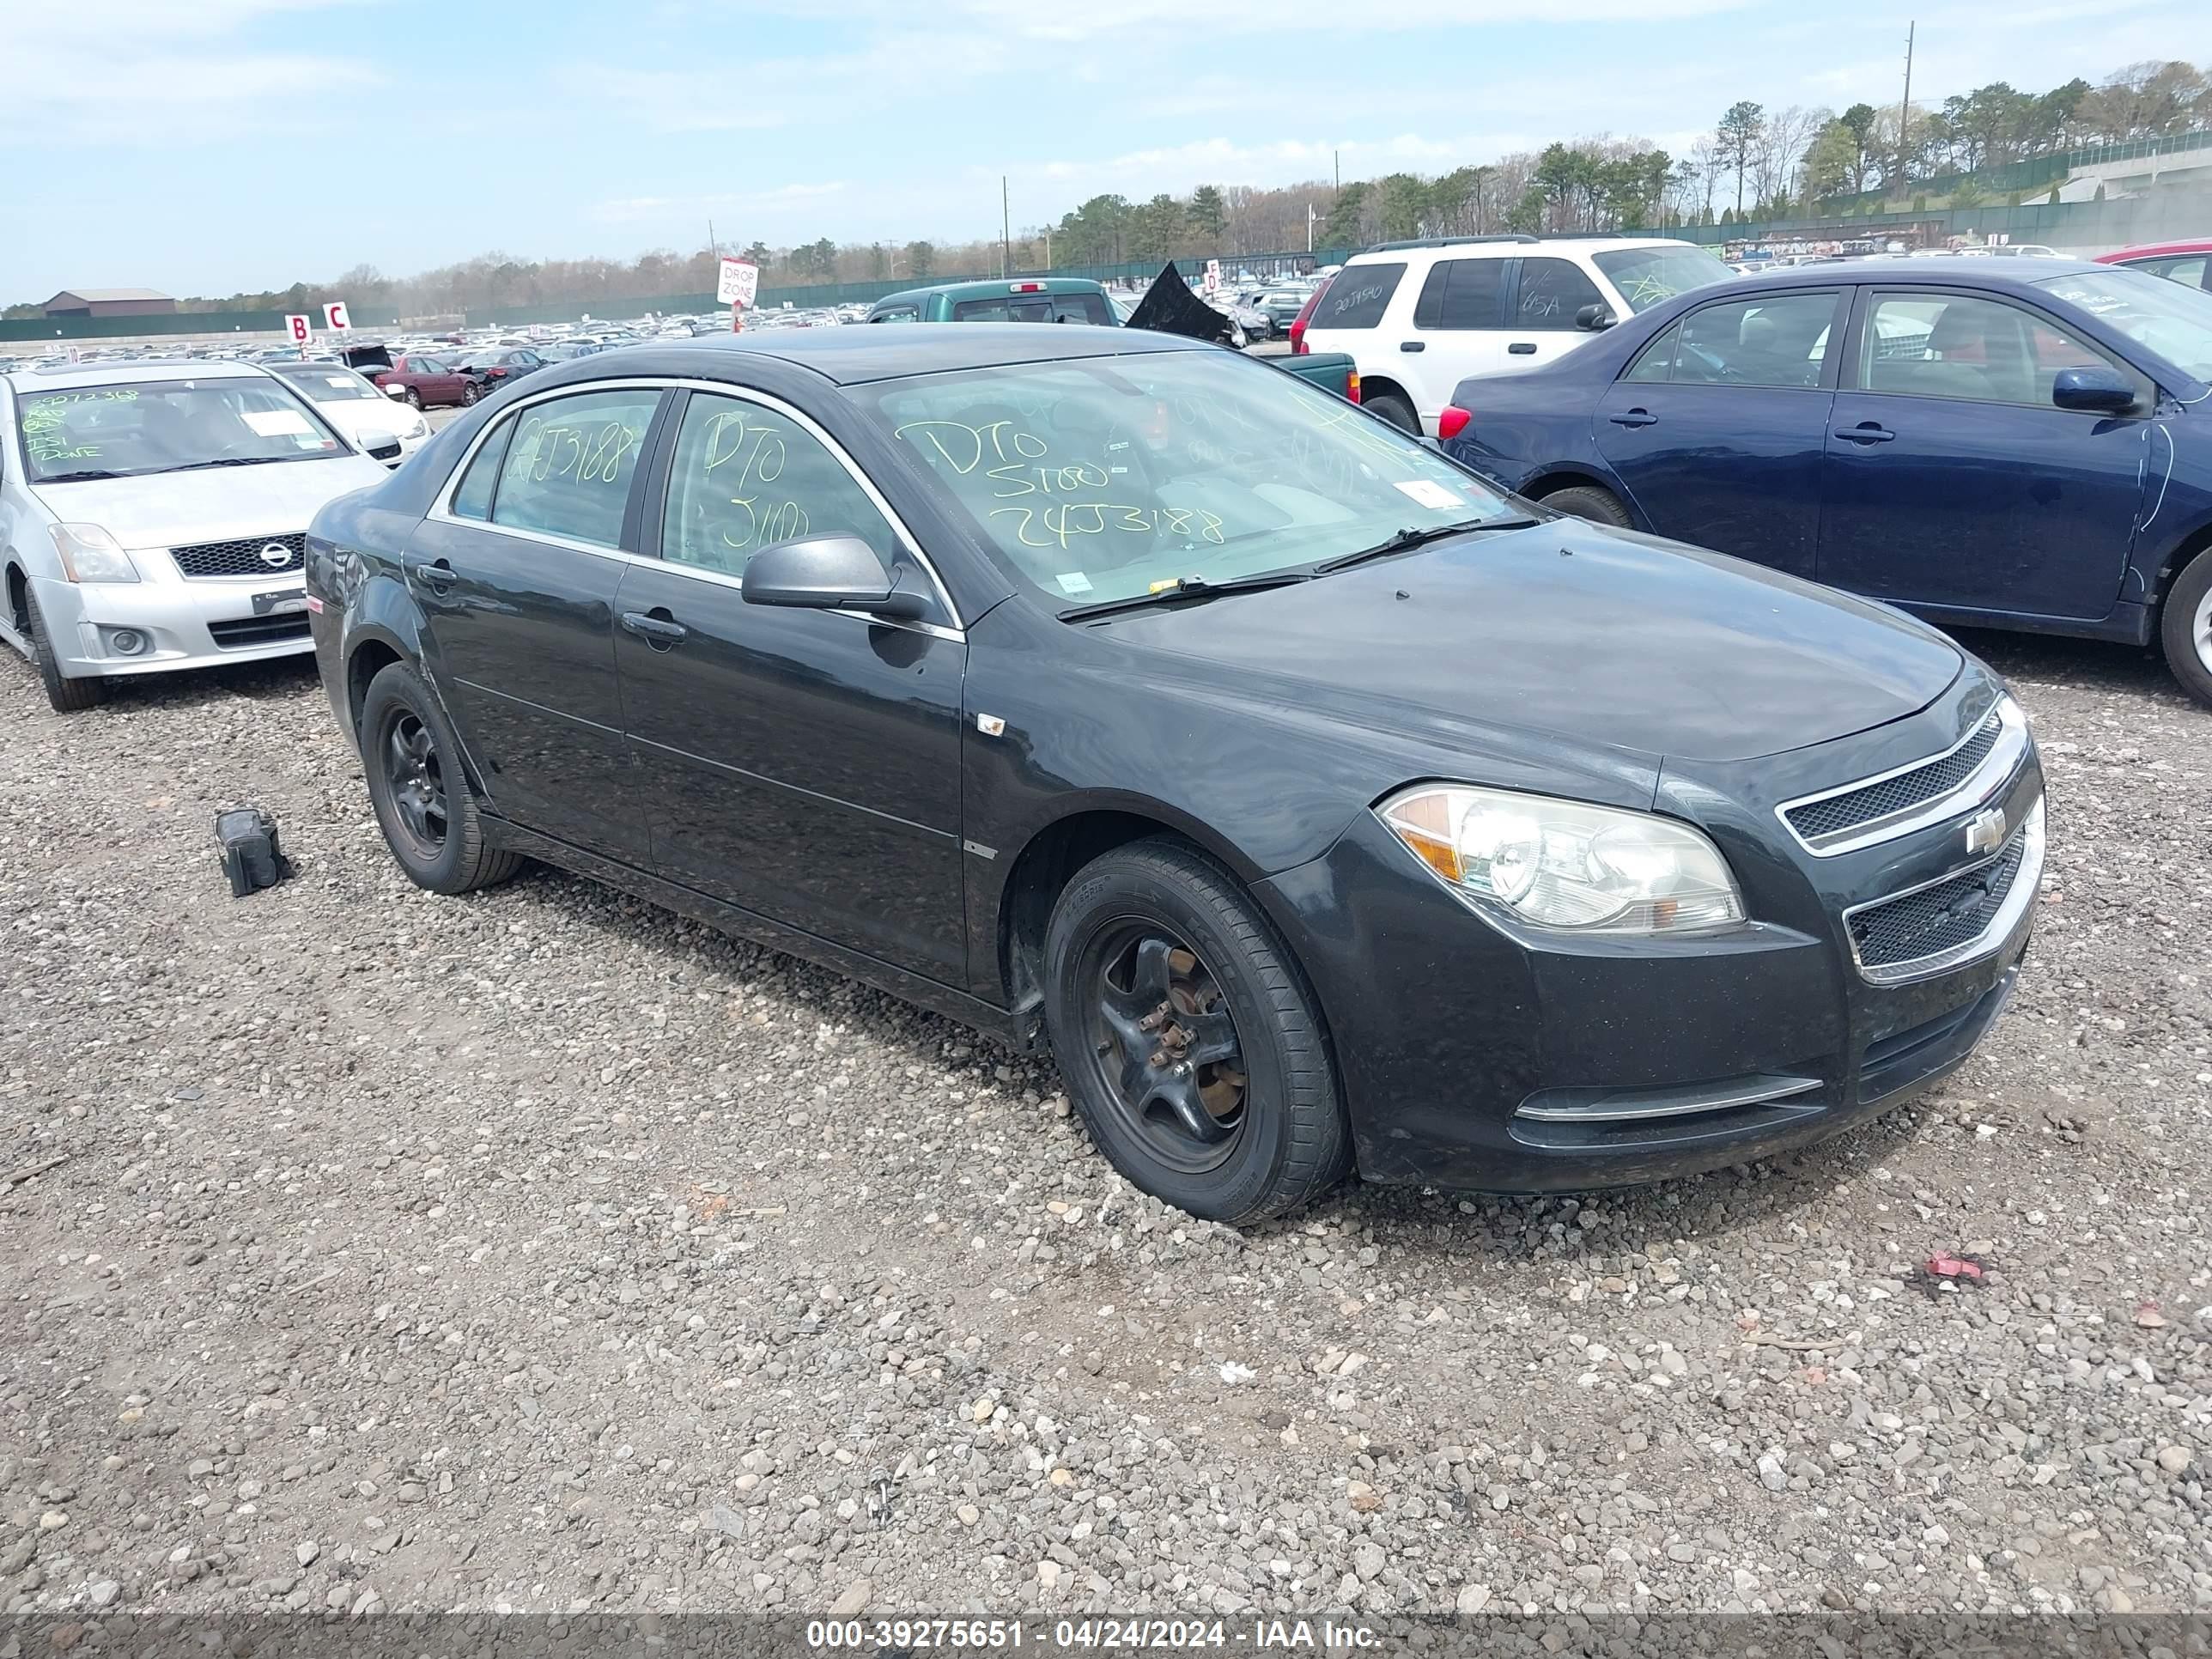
(49, 523, 140, 583)
(406, 416, 428, 437)
(1377, 784, 1745, 934)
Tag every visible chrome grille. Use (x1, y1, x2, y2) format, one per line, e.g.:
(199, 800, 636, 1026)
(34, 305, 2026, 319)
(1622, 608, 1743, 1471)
(1848, 826, 2029, 971)
(1788, 709, 2002, 842)
(170, 533, 306, 579)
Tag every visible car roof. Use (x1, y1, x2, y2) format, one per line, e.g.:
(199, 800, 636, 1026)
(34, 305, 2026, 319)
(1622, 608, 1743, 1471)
(545, 323, 1203, 386)
(869, 278, 1111, 307)
(3, 359, 273, 392)
(2098, 240, 2212, 261)
(1707, 256, 2110, 294)
(1349, 235, 1698, 262)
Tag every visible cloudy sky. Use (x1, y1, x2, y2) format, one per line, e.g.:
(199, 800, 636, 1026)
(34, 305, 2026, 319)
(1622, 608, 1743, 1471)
(5, 0, 2208, 301)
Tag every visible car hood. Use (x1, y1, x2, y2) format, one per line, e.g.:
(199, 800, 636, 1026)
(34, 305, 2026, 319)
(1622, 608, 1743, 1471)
(1090, 519, 1962, 763)
(29, 455, 392, 550)
(307, 398, 416, 441)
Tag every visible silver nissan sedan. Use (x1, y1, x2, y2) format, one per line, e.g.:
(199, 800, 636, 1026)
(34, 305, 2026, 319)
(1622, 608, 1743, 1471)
(0, 359, 398, 710)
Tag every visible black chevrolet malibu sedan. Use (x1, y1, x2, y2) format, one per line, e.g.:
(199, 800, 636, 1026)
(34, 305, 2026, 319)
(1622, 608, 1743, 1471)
(304, 325, 2044, 1224)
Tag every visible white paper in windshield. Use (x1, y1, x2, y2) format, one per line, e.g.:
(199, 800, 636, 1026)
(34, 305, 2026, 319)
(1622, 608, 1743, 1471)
(1394, 478, 1463, 512)
(244, 409, 313, 437)
(1056, 572, 1094, 595)
(323, 376, 356, 389)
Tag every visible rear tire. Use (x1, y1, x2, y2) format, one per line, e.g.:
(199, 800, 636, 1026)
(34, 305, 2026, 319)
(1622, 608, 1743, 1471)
(1042, 837, 1352, 1225)
(2159, 550, 2212, 710)
(1542, 484, 1632, 527)
(1362, 390, 1419, 434)
(404, 388, 423, 410)
(24, 586, 102, 713)
(360, 660, 522, 895)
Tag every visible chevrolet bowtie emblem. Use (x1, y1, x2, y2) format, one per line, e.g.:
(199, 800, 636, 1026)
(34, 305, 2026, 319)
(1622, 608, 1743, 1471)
(1963, 806, 2008, 856)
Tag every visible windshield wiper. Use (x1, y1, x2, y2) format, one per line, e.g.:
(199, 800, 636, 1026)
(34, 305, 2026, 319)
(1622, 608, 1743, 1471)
(1059, 569, 1312, 623)
(167, 456, 288, 471)
(34, 469, 126, 483)
(1314, 516, 1540, 574)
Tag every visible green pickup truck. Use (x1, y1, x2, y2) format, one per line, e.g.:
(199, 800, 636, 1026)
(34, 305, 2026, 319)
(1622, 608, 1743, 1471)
(863, 278, 1360, 403)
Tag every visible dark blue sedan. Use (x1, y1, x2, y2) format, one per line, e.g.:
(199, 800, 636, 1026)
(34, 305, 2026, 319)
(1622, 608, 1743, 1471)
(1440, 258, 2212, 708)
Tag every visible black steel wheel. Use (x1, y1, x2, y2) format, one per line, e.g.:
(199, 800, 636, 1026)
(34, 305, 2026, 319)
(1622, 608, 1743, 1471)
(359, 659, 521, 895)
(1083, 923, 1249, 1176)
(382, 708, 449, 859)
(1044, 837, 1352, 1224)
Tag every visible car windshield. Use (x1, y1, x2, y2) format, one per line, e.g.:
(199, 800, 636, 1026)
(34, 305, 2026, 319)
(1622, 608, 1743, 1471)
(2033, 265, 2212, 381)
(17, 379, 344, 482)
(273, 365, 381, 401)
(855, 349, 1521, 608)
(1592, 245, 1736, 312)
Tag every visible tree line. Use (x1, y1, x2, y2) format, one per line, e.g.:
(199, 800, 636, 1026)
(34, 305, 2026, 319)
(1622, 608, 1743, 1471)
(7, 58, 2202, 322)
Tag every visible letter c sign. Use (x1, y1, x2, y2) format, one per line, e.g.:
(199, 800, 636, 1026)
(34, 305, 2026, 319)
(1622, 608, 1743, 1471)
(323, 301, 352, 332)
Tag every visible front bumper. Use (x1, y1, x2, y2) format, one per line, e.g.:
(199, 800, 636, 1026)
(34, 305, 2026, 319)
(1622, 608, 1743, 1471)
(33, 569, 313, 678)
(1258, 696, 2043, 1194)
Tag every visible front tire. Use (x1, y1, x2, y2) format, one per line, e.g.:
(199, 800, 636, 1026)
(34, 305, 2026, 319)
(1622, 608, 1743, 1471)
(1542, 484, 1633, 527)
(360, 660, 521, 894)
(2159, 551, 2212, 710)
(1043, 838, 1352, 1225)
(462, 383, 482, 406)
(24, 586, 101, 713)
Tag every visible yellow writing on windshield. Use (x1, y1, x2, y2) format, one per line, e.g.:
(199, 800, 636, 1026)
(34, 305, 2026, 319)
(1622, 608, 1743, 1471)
(893, 417, 1048, 473)
(990, 502, 1226, 551)
(696, 408, 810, 553)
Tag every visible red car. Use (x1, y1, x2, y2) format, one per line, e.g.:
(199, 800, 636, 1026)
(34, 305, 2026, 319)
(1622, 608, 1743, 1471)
(373, 353, 482, 410)
(2094, 240, 2212, 293)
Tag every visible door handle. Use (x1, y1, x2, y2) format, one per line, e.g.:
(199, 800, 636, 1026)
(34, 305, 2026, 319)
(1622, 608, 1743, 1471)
(621, 609, 688, 649)
(1507, 342, 1538, 355)
(1400, 341, 1425, 353)
(1834, 423, 1896, 443)
(1607, 409, 1658, 428)
(415, 556, 457, 591)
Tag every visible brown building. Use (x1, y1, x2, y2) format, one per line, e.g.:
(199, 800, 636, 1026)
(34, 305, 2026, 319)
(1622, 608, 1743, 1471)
(42, 288, 178, 319)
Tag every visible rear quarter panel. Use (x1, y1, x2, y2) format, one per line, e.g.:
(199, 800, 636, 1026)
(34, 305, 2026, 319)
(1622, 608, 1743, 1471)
(1443, 371, 1614, 498)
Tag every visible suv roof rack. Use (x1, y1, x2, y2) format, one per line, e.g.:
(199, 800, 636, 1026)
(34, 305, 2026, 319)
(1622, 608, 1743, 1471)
(1362, 234, 1538, 252)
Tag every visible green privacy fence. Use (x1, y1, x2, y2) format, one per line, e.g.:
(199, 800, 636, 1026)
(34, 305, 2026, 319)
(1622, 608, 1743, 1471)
(1815, 127, 2212, 216)
(1655, 192, 2172, 248)
(0, 306, 401, 345)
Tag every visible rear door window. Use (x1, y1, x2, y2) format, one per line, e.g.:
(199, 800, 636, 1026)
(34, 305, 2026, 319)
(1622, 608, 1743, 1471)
(489, 388, 662, 547)
(1512, 258, 1605, 330)
(1413, 260, 1509, 331)
(1310, 263, 1405, 330)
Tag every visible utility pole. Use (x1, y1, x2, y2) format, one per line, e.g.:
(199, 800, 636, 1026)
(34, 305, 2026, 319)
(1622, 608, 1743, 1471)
(708, 219, 719, 261)
(1334, 150, 1340, 192)
(1001, 177, 1012, 277)
(1896, 21, 1916, 198)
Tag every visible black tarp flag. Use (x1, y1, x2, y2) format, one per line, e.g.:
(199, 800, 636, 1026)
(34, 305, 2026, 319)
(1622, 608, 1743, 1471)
(1124, 261, 1232, 346)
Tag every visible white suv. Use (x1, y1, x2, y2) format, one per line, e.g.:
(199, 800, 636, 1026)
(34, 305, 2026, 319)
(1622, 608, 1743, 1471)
(1303, 235, 1735, 434)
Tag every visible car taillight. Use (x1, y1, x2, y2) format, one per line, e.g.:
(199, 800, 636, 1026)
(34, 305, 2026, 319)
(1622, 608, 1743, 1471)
(1346, 371, 1361, 404)
(1289, 275, 1333, 356)
(1437, 405, 1471, 441)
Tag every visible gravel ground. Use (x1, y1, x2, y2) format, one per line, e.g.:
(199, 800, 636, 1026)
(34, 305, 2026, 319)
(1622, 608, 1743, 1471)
(1, 627, 2208, 1626)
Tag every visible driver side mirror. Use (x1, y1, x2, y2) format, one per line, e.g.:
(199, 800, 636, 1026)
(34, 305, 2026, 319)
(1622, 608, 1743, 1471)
(383, 384, 408, 399)
(2051, 365, 2135, 414)
(1575, 303, 1617, 331)
(359, 429, 402, 461)
(741, 534, 927, 621)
